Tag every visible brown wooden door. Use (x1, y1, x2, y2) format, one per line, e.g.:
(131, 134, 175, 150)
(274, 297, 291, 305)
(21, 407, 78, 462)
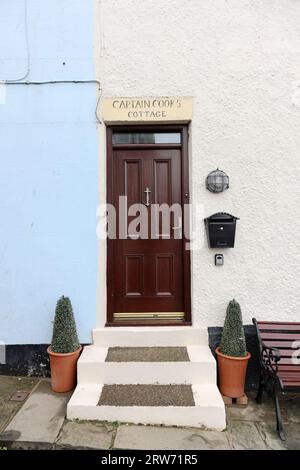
(112, 147, 184, 316)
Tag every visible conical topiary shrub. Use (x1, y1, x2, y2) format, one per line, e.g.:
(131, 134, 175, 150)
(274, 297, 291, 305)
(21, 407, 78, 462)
(48, 296, 81, 392)
(220, 299, 247, 357)
(51, 296, 79, 354)
(216, 299, 250, 398)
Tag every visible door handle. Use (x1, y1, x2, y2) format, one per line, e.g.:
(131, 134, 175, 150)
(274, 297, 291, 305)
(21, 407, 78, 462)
(172, 221, 182, 230)
(172, 223, 182, 237)
(144, 187, 151, 207)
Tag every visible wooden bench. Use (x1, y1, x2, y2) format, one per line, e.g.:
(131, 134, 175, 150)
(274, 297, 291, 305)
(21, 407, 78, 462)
(253, 319, 300, 440)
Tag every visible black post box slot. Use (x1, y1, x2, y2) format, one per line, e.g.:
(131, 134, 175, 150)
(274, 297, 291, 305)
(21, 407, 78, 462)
(204, 212, 239, 248)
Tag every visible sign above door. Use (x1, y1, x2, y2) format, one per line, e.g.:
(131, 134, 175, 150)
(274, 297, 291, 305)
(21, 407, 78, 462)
(101, 97, 193, 123)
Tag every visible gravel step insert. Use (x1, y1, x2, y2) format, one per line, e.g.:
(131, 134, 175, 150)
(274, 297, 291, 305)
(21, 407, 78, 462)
(105, 347, 189, 362)
(98, 384, 195, 407)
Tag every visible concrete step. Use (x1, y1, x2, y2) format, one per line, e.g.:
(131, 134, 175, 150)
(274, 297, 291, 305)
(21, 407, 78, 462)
(67, 383, 226, 430)
(92, 327, 208, 347)
(68, 326, 225, 430)
(77, 345, 217, 385)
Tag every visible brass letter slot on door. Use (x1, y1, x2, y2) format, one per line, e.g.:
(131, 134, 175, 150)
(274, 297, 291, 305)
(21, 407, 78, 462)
(113, 312, 185, 321)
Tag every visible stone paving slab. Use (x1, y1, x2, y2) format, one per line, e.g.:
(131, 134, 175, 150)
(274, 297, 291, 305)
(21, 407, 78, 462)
(55, 421, 116, 450)
(226, 394, 289, 424)
(256, 422, 300, 450)
(227, 420, 268, 450)
(0, 376, 39, 433)
(281, 393, 300, 424)
(113, 424, 231, 450)
(0, 380, 70, 449)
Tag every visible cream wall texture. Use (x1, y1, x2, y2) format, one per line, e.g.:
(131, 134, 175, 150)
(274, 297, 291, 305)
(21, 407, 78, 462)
(96, 0, 300, 326)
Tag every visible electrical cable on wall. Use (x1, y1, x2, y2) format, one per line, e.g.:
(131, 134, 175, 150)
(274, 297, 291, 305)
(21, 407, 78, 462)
(4, 80, 103, 125)
(2, 0, 103, 123)
(5, 0, 30, 82)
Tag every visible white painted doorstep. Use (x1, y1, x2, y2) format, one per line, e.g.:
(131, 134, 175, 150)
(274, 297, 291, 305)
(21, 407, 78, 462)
(67, 327, 226, 430)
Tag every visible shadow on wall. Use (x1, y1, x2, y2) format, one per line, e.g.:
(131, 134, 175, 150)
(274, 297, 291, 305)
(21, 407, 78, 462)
(208, 325, 260, 391)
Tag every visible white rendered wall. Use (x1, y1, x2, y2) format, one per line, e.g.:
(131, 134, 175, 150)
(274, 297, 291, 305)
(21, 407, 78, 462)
(95, 0, 300, 327)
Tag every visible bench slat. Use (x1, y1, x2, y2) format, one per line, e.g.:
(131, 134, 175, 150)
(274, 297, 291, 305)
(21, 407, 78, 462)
(257, 321, 300, 326)
(258, 323, 300, 331)
(263, 340, 298, 348)
(278, 373, 300, 383)
(279, 371, 300, 378)
(277, 358, 300, 365)
(282, 381, 300, 387)
(278, 365, 300, 372)
(270, 348, 299, 358)
(261, 332, 300, 340)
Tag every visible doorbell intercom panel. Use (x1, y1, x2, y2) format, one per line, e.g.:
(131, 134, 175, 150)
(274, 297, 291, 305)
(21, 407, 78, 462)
(215, 254, 224, 266)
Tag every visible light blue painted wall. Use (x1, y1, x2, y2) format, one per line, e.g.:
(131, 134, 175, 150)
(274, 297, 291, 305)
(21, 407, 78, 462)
(0, 1, 98, 344)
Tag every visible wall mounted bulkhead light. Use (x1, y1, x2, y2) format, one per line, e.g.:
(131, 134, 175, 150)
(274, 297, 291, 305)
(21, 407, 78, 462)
(206, 169, 229, 193)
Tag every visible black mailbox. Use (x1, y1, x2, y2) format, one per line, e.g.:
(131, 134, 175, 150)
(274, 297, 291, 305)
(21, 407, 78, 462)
(204, 212, 239, 248)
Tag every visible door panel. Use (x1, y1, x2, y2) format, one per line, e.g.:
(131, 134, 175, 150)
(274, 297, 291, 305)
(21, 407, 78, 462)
(125, 160, 142, 208)
(155, 254, 174, 296)
(112, 148, 184, 315)
(154, 160, 171, 205)
(125, 255, 144, 296)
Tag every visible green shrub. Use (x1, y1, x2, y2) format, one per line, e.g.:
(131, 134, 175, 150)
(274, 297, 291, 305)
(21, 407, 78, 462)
(220, 299, 247, 357)
(51, 296, 80, 353)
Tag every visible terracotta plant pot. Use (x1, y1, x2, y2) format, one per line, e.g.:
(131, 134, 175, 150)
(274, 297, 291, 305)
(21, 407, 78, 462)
(215, 346, 251, 398)
(47, 345, 82, 393)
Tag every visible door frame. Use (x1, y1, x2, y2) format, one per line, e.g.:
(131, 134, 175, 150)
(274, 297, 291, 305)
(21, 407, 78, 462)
(106, 124, 191, 326)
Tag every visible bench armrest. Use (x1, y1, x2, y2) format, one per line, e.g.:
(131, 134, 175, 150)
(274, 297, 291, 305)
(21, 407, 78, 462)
(252, 318, 281, 375)
(260, 345, 281, 375)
